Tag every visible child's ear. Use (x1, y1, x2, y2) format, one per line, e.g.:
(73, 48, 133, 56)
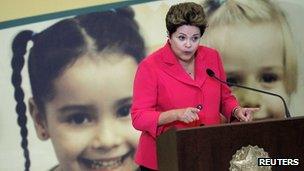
(28, 98, 49, 141)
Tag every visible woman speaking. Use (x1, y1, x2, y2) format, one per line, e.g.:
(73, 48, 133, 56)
(131, 2, 258, 171)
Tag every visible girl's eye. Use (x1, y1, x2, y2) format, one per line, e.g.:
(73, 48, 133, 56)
(227, 75, 240, 86)
(261, 73, 278, 83)
(178, 36, 186, 41)
(66, 113, 91, 125)
(116, 104, 131, 118)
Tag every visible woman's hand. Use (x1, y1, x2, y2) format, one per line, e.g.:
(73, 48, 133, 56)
(175, 107, 200, 123)
(233, 107, 259, 122)
(158, 107, 200, 125)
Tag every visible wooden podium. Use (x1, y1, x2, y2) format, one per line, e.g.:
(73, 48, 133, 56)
(157, 117, 304, 171)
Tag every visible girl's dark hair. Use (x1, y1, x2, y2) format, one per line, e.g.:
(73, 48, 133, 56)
(11, 7, 145, 170)
(166, 2, 207, 37)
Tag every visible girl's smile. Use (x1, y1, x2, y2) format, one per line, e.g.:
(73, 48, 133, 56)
(79, 149, 133, 170)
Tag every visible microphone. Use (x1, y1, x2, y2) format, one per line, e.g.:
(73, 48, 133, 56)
(206, 68, 291, 118)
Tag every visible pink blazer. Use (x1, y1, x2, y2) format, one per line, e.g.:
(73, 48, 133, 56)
(131, 42, 238, 170)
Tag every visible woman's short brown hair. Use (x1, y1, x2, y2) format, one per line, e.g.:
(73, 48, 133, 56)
(166, 2, 207, 37)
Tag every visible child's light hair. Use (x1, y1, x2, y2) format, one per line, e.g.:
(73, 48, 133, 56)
(203, 0, 297, 95)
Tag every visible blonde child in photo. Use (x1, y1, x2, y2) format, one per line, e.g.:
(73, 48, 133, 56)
(202, 0, 298, 120)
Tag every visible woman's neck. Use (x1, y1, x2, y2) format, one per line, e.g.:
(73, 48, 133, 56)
(178, 55, 194, 69)
(179, 57, 195, 79)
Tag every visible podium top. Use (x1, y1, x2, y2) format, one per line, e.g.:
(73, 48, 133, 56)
(175, 116, 304, 132)
(157, 116, 304, 171)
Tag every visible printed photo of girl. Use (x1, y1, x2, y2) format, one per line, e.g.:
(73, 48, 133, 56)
(10, 7, 144, 171)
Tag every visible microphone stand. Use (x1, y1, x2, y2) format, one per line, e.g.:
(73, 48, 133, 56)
(207, 69, 291, 118)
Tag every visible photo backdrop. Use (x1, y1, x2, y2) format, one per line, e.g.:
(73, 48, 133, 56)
(0, 0, 303, 170)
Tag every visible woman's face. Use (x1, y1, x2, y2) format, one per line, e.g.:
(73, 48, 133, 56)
(209, 23, 288, 120)
(169, 25, 201, 62)
(41, 52, 139, 171)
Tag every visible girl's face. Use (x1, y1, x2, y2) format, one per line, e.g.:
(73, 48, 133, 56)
(210, 23, 288, 120)
(169, 25, 201, 62)
(37, 52, 139, 171)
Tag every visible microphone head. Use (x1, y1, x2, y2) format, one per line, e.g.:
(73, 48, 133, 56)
(206, 69, 215, 77)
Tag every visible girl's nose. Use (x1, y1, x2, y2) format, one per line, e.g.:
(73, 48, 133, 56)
(238, 89, 261, 108)
(91, 120, 123, 151)
(237, 77, 262, 108)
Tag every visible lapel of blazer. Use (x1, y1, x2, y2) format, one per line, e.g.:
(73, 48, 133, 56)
(158, 43, 207, 87)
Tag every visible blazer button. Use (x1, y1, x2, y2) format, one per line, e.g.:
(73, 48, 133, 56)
(196, 104, 203, 110)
